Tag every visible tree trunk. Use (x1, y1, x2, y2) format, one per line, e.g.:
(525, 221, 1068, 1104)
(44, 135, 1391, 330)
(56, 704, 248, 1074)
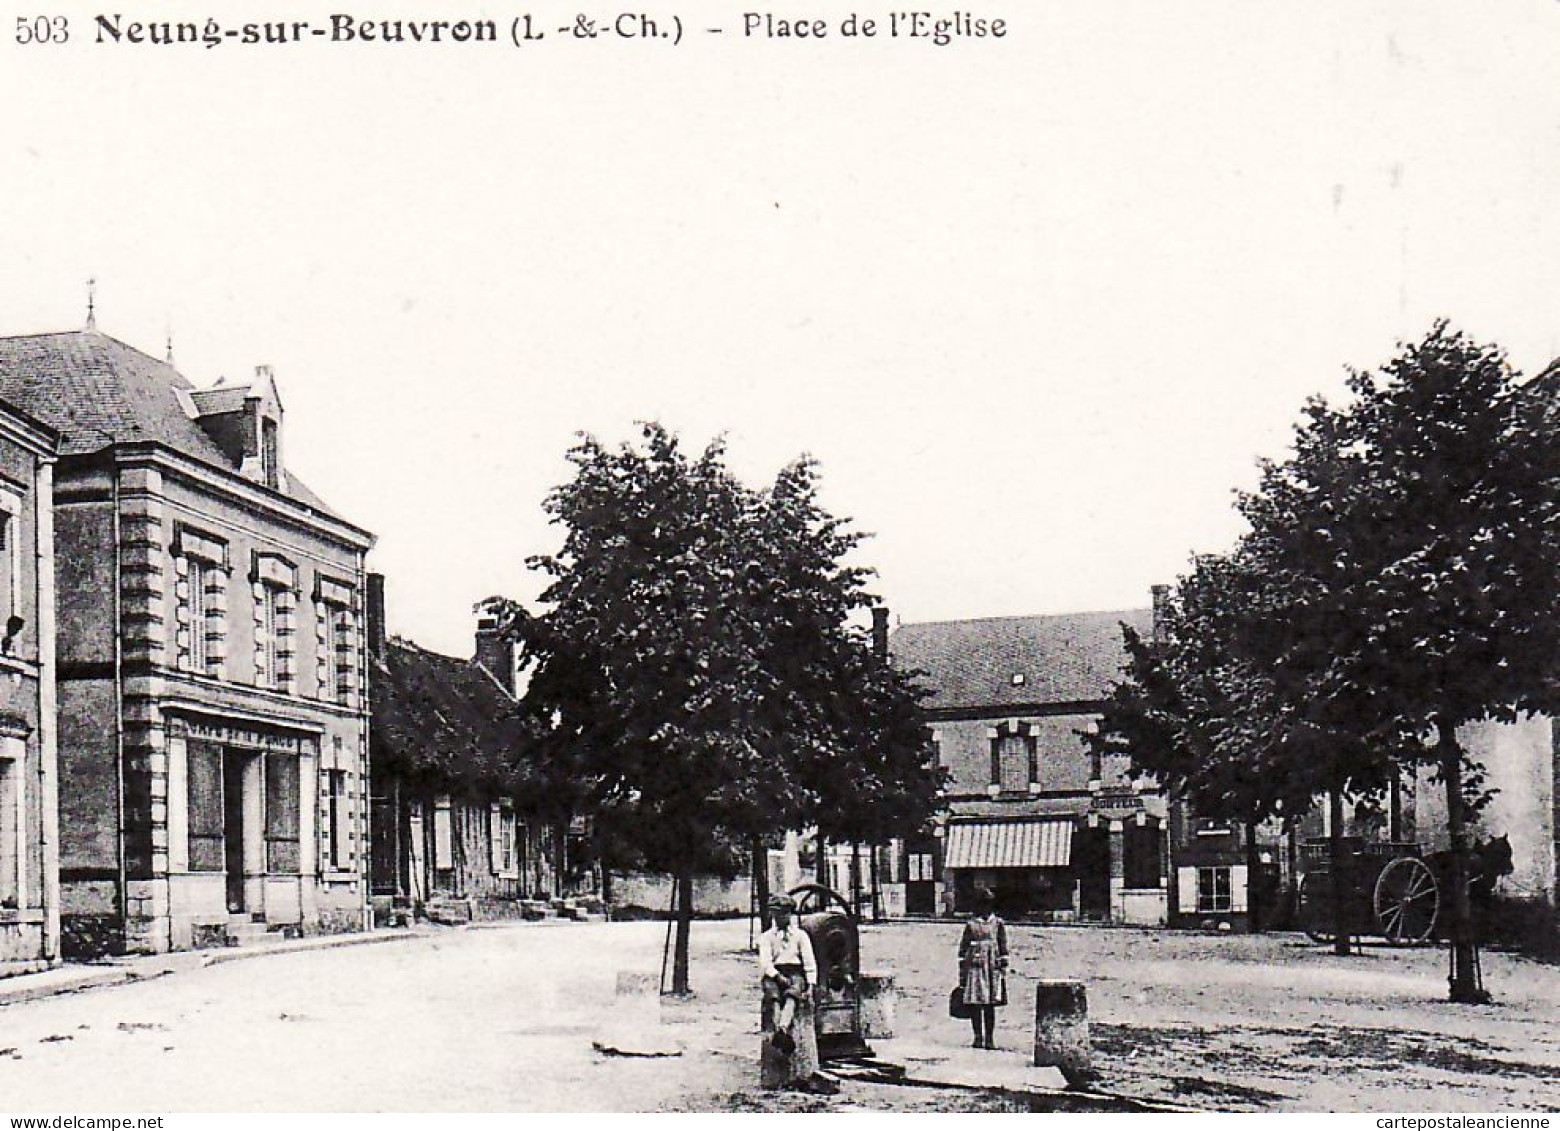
(869, 843, 882, 922)
(1440, 723, 1487, 1003)
(1244, 819, 1261, 932)
(532, 822, 544, 897)
(393, 778, 406, 904)
(1328, 789, 1353, 956)
(753, 835, 771, 931)
(1285, 817, 1300, 927)
(1389, 769, 1403, 844)
(671, 866, 695, 996)
(851, 841, 862, 917)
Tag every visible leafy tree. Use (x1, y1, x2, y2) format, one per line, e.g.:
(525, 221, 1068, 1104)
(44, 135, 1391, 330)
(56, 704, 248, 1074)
(742, 457, 943, 904)
(489, 424, 939, 992)
(1095, 323, 1560, 993)
(1089, 552, 1375, 944)
(1235, 323, 1560, 999)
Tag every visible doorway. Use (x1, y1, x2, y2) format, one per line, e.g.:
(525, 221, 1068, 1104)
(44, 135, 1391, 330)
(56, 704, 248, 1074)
(1075, 824, 1111, 920)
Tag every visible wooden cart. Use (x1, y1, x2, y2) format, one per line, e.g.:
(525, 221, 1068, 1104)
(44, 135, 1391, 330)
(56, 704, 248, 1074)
(1297, 837, 1441, 945)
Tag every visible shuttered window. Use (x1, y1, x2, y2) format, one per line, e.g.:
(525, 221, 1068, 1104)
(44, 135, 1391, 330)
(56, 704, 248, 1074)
(322, 768, 347, 871)
(433, 797, 454, 869)
(187, 742, 225, 872)
(1197, 866, 1232, 912)
(264, 755, 301, 873)
(0, 754, 17, 906)
(1123, 819, 1163, 889)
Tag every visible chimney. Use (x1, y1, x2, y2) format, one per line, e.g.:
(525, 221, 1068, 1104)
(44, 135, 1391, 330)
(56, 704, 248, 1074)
(366, 573, 387, 661)
(1150, 584, 1171, 646)
(871, 606, 890, 660)
(475, 611, 518, 696)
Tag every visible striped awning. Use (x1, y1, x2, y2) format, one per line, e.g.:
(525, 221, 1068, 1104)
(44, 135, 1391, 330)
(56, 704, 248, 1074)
(944, 819, 1073, 869)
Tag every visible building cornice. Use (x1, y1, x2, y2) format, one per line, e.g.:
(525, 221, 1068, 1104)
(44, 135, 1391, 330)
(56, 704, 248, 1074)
(61, 441, 374, 551)
(146, 668, 368, 724)
(0, 408, 59, 460)
(158, 696, 329, 736)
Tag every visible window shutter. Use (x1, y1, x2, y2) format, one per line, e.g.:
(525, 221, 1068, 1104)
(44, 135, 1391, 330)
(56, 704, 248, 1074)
(489, 803, 503, 873)
(434, 797, 454, 868)
(1176, 867, 1196, 914)
(187, 742, 225, 872)
(264, 754, 301, 873)
(1230, 865, 1248, 913)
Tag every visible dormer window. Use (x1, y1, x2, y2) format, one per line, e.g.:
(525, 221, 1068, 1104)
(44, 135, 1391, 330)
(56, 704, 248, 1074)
(190, 364, 284, 491)
(1011, 673, 1025, 687)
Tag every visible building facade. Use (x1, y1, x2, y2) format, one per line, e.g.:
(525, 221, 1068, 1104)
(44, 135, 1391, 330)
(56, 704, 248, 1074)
(0, 330, 374, 955)
(1168, 804, 1287, 931)
(0, 399, 60, 975)
(888, 607, 1170, 923)
(367, 583, 548, 922)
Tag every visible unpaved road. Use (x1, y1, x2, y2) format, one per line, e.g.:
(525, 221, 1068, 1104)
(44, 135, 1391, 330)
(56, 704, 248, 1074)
(866, 921, 1560, 1112)
(0, 919, 1555, 1112)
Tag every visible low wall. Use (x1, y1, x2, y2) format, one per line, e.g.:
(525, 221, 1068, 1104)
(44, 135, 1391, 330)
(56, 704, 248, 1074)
(609, 871, 752, 917)
(0, 917, 45, 965)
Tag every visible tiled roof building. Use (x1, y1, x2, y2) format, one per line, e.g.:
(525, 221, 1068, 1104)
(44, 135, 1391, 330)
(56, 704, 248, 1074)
(367, 627, 541, 919)
(0, 331, 339, 515)
(890, 609, 1154, 712)
(888, 605, 1170, 924)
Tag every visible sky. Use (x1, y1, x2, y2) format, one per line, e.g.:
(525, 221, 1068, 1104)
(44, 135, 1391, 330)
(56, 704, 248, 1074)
(3, 0, 1558, 657)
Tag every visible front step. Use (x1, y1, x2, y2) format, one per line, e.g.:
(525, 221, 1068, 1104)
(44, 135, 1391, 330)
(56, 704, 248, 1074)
(424, 898, 473, 926)
(225, 914, 275, 947)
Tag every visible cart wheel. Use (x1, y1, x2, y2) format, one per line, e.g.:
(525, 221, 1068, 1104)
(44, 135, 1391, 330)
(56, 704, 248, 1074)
(787, 882, 853, 918)
(1373, 856, 1440, 944)
(1297, 874, 1335, 944)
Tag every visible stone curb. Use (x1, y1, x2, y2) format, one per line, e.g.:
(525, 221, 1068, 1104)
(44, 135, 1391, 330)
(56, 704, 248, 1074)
(0, 927, 436, 1009)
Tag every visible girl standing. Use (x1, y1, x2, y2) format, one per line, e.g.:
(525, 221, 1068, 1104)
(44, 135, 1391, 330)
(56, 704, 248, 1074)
(958, 887, 1008, 1049)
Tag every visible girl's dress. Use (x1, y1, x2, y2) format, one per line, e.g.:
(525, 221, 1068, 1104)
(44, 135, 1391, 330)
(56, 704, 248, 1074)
(959, 914, 1008, 1006)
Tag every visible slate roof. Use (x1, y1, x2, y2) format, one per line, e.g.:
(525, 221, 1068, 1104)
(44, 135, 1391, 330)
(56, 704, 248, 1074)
(370, 638, 531, 795)
(188, 385, 251, 416)
(0, 329, 342, 519)
(889, 608, 1152, 712)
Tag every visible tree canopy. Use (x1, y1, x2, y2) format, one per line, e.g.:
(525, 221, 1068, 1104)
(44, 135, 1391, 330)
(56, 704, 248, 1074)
(1094, 323, 1560, 995)
(486, 423, 940, 991)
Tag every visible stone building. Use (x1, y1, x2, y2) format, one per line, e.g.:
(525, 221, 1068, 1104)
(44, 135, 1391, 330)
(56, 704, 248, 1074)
(0, 399, 60, 975)
(0, 328, 375, 955)
(887, 607, 1169, 923)
(1168, 802, 1285, 932)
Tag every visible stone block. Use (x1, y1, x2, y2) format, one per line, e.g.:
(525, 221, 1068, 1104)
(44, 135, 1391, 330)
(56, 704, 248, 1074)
(760, 996, 819, 1090)
(858, 970, 898, 1039)
(1032, 980, 1090, 1078)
